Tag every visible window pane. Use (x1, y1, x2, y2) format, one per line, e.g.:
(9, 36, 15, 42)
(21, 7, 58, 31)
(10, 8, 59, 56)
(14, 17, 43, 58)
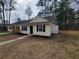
(22, 26, 27, 31)
(37, 25, 43, 32)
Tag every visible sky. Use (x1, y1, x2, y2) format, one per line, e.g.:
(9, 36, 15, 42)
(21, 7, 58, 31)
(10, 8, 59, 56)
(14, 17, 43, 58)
(11, 0, 40, 23)
(71, 2, 79, 11)
(10, 0, 79, 23)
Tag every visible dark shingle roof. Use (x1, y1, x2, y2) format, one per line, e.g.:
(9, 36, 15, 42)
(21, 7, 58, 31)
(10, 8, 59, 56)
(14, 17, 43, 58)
(43, 16, 53, 22)
(11, 16, 53, 25)
(11, 20, 30, 25)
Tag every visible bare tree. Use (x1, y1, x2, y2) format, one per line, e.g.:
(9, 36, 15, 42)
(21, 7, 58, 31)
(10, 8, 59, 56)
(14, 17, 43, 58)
(0, 0, 16, 31)
(9, 0, 16, 24)
(37, 0, 59, 18)
(0, 0, 5, 25)
(5, 0, 16, 24)
(25, 6, 32, 20)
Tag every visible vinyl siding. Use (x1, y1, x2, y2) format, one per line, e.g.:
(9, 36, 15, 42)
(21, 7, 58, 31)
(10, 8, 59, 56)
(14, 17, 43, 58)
(33, 24, 51, 36)
(51, 24, 59, 34)
(20, 25, 30, 34)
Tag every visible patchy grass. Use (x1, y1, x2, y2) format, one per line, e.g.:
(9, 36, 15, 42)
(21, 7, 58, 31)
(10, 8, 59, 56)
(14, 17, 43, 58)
(0, 32, 10, 35)
(0, 33, 23, 42)
(0, 31, 79, 59)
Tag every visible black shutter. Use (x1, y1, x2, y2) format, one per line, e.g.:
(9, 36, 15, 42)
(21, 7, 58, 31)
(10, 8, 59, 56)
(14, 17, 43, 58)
(37, 25, 38, 32)
(22, 26, 23, 30)
(43, 25, 45, 32)
(26, 26, 27, 31)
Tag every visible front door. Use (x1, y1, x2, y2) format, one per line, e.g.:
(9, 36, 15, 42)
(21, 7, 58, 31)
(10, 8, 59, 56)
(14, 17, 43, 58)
(30, 26, 33, 34)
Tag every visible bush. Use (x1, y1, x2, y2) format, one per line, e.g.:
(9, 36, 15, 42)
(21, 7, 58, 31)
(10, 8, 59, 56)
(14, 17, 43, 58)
(0, 25, 8, 32)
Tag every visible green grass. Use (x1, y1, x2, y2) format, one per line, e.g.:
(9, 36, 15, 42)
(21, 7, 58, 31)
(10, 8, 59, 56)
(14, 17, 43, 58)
(0, 32, 10, 35)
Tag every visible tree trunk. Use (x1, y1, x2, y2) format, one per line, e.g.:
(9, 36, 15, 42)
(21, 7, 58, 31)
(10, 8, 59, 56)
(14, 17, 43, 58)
(8, 0, 13, 30)
(9, 9, 11, 25)
(2, 3, 5, 26)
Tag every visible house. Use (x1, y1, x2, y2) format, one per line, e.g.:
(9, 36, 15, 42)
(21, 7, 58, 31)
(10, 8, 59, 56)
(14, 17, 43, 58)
(8, 16, 58, 37)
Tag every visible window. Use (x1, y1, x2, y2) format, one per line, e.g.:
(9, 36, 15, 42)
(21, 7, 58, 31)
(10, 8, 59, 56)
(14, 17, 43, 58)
(9, 26, 12, 29)
(37, 25, 45, 32)
(22, 26, 27, 31)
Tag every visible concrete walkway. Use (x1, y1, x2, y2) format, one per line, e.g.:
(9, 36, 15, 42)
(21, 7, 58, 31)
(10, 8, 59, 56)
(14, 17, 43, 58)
(0, 35, 33, 46)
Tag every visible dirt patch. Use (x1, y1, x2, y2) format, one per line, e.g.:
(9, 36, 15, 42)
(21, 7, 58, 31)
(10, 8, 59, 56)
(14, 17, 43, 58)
(0, 33, 24, 42)
(0, 31, 79, 59)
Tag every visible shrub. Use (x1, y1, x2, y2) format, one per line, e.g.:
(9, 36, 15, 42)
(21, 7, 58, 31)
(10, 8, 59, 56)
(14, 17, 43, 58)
(0, 25, 8, 32)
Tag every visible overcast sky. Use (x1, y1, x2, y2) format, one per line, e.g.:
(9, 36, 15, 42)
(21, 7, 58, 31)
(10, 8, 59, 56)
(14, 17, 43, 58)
(11, 0, 40, 23)
(10, 0, 79, 23)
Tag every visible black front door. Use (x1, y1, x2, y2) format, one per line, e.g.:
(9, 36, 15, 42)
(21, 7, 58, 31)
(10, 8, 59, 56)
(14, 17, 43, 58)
(30, 26, 33, 34)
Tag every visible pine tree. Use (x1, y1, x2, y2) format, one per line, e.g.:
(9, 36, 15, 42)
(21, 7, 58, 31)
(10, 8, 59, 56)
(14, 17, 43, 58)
(55, 0, 75, 29)
(76, 10, 79, 19)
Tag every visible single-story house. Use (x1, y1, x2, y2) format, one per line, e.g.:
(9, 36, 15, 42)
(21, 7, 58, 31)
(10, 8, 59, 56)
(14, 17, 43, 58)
(8, 16, 58, 37)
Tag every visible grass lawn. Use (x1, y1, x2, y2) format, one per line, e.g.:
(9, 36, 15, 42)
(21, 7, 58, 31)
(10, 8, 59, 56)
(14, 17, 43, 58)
(0, 32, 10, 35)
(0, 31, 79, 59)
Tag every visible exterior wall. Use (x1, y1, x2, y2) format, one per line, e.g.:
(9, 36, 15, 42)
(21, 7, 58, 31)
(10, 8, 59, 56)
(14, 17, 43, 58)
(8, 28, 12, 32)
(8, 25, 20, 33)
(8, 26, 12, 32)
(9, 24, 58, 36)
(8, 25, 12, 32)
(51, 24, 59, 34)
(33, 24, 51, 36)
(20, 25, 30, 34)
(12, 26, 20, 33)
(19, 24, 51, 36)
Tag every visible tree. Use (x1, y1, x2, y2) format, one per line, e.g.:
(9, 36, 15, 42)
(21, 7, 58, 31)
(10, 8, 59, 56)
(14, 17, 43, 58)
(54, 0, 75, 29)
(9, 0, 16, 24)
(5, 0, 16, 24)
(76, 9, 79, 19)
(0, 0, 5, 26)
(0, 0, 16, 31)
(17, 18, 21, 22)
(37, 0, 60, 24)
(0, 0, 7, 31)
(25, 6, 32, 20)
(37, 0, 53, 17)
